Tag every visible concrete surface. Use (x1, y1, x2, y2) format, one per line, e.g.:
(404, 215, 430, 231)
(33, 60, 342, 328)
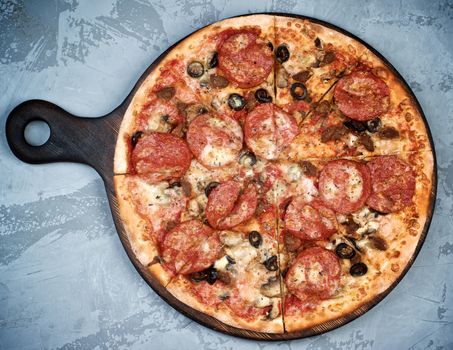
(0, 0, 452, 349)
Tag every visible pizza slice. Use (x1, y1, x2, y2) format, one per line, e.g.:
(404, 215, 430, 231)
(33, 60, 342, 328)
(165, 208, 284, 333)
(271, 151, 433, 332)
(274, 16, 363, 116)
(175, 14, 275, 125)
(283, 60, 432, 161)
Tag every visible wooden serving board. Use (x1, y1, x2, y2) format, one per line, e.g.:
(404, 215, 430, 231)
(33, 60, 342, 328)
(5, 13, 437, 340)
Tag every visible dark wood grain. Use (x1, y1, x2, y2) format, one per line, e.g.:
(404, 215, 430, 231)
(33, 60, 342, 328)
(4, 12, 437, 341)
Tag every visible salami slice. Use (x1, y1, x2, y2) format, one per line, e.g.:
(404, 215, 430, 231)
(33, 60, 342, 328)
(284, 197, 338, 240)
(284, 294, 317, 316)
(186, 114, 243, 168)
(160, 220, 221, 274)
(190, 280, 228, 306)
(218, 29, 273, 88)
(179, 233, 222, 275)
(131, 132, 192, 182)
(225, 288, 269, 320)
(205, 181, 257, 229)
(319, 159, 371, 214)
(334, 69, 390, 121)
(366, 155, 416, 213)
(244, 104, 298, 160)
(285, 247, 340, 300)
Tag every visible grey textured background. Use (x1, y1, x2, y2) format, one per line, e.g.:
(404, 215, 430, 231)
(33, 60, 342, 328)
(1, 0, 452, 349)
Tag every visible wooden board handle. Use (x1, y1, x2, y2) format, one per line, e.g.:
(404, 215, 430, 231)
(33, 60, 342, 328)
(5, 99, 123, 180)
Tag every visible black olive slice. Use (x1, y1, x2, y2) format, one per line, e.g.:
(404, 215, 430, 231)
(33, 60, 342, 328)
(187, 61, 204, 78)
(239, 150, 257, 167)
(314, 37, 322, 49)
(131, 131, 143, 147)
(206, 266, 218, 284)
(227, 93, 245, 111)
(343, 119, 367, 133)
(335, 243, 356, 259)
(267, 41, 274, 51)
(249, 231, 263, 248)
(350, 262, 368, 277)
(264, 255, 278, 271)
(366, 118, 381, 133)
(190, 270, 207, 282)
(255, 89, 273, 103)
(276, 44, 290, 63)
(208, 52, 218, 69)
(205, 181, 220, 197)
(290, 82, 308, 100)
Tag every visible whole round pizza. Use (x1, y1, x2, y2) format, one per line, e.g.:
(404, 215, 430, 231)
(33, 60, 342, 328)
(113, 14, 435, 335)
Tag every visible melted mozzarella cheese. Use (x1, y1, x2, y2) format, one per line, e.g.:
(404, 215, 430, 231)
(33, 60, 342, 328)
(135, 180, 171, 205)
(200, 144, 237, 167)
(346, 167, 364, 202)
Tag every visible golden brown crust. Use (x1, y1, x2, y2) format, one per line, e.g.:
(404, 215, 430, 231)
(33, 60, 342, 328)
(167, 275, 284, 333)
(114, 175, 173, 286)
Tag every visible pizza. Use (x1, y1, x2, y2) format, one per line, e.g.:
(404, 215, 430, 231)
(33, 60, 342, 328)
(113, 14, 435, 335)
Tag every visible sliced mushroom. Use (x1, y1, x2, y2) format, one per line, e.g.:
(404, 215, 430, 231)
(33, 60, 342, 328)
(293, 70, 312, 83)
(155, 86, 176, 100)
(359, 133, 374, 151)
(276, 64, 289, 88)
(210, 74, 229, 88)
(378, 126, 400, 139)
(321, 125, 347, 143)
(260, 279, 281, 298)
(300, 160, 318, 177)
(180, 180, 192, 197)
(368, 235, 388, 251)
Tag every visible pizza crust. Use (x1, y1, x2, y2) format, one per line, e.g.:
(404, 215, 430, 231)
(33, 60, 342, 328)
(114, 175, 174, 286)
(167, 275, 284, 333)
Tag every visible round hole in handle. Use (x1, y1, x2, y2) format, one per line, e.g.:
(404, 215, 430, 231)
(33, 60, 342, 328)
(24, 120, 51, 146)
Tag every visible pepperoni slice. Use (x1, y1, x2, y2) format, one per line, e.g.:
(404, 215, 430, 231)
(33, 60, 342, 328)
(319, 159, 371, 214)
(366, 155, 416, 213)
(284, 197, 338, 240)
(218, 29, 273, 88)
(205, 181, 257, 229)
(284, 294, 317, 316)
(186, 114, 243, 168)
(190, 280, 228, 306)
(334, 70, 390, 121)
(225, 287, 269, 320)
(244, 104, 298, 160)
(131, 132, 192, 182)
(285, 247, 340, 300)
(160, 220, 221, 274)
(179, 233, 222, 275)
(137, 97, 183, 133)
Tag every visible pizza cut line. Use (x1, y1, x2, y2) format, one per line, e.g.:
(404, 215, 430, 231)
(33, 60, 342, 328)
(112, 15, 435, 334)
